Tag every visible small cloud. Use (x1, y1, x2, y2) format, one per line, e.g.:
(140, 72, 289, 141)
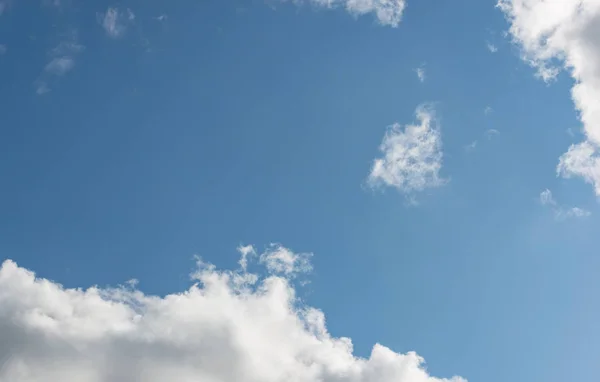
(99, 7, 129, 38)
(539, 188, 590, 220)
(155, 14, 167, 21)
(282, 0, 406, 27)
(486, 129, 500, 139)
(0, 44, 6, 54)
(464, 141, 477, 152)
(0, 2, 6, 16)
(559, 207, 591, 219)
(484, 106, 493, 115)
(35, 31, 83, 94)
(368, 104, 445, 195)
(539, 189, 556, 206)
(415, 66, 426, 82)
(35, 82, 50, 95)
(486, 41, 498, 53)
(44, 57, 74, 75)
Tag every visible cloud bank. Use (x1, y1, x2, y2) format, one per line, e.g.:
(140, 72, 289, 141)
(286, 0, 406, 27)
(0, 244, 465, 382)
(368, 105, 445, 194)
(499, 0, 600, 195)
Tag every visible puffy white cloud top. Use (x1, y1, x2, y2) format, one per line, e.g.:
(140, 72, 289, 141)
(0, 244, 465, 382)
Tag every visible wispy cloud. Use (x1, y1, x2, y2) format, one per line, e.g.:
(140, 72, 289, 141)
(486, 129, 499, 139)
(415, 66, 426, 82)
(44, 57, 74, 75)
(484, 106, 493, 115)
(35, 31, 84, 94)
(486, 41, 498, 53)
(99, 7, 132, 38)
(284, 0, 406, 27)
(368, 104, 445, 194)
(0, 44, 6, 54)
(464, 140, 477, 152)
(539, 189, 590, 220)
(0, 246, 466, 382)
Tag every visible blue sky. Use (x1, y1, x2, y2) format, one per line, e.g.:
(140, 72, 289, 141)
(2, 0, 600, 381)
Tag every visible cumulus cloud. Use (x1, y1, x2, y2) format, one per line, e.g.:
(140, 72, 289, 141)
(0, 245, 465, 382)
(499, 0, 600, 195)
(368, 105, 445, 194)
(539, 189, 590, 220)
(284, 0, 406, 27)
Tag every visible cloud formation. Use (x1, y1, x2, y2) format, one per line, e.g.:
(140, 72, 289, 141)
(286, 0, 406, 27)
(499, 0, 600, 195)
(486, 42, 498, 53)
(415, 66, 426, 82)
(539, 189, 590, 220)
(368, 105, 445, 194)
(99, 7, 133, 38)
(35, 32, 84, 94)
(0, 245, 465, 382)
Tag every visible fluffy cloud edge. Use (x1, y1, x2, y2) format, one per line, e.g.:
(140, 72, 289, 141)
(0, 244, 466, 382)
(367, 104, 446, 195)
(498, 0, 600, 195)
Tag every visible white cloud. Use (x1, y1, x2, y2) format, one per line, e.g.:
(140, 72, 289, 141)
(539, 188, 556, 206)
(237, 244, 256, 271)
(486, 42, 498, 53)
(44, 57, 74, 75)
(484, 106, 493, 115)
(0, 246, 466, 382)
(259, 244, 312, 277)
(286, 0, 406, 27)
(0, 44, 6, 54)
(415, 66, 425, 82)
(368, 105, 445, 193)
(559, 207, 591, 219)
(486, 129, 500, 139)
(35, 32, 83, 95)
(100, 7, 128, 38)
(35, 82, 50, 95)
(539, 189, 590, 220)
(499, 0, 600, 195)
